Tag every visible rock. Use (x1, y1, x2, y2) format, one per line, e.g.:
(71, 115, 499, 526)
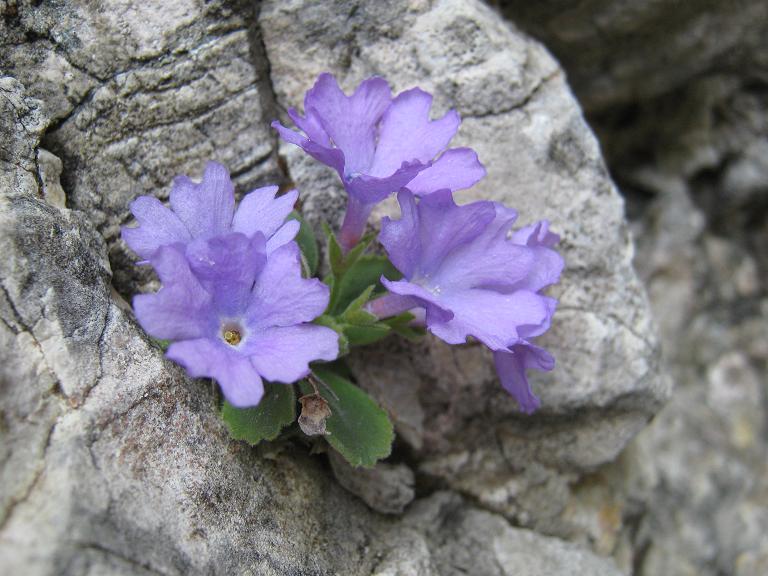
(1, 0, 286, 296)
(617, 179, 768, 575)
(495, 0, 768, 112)
(2, 0, 668, 573)
(503, 2, 768, 570)
(398, 492, 625, 576)
(263, 0, 667, 535)
(1, 76, 389, 576)
(329, 451, 415, 515)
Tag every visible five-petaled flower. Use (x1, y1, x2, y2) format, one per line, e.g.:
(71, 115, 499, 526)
(369, 189, 563, 413)
(133, 235, 339, 407)
(272, 73, 486, 251)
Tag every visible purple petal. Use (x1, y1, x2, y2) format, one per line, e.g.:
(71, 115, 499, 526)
(415, 190, 496, 278)
(266, 219, 300, 254)
(133, 247, 215, 341)
(271, 120, 308, 147)
(169, 161, 235, 239)
(380, 278, 454, 324)
(288, 106, 331, 147)
(345, 160, 426, 206)
(510, 221, 564, 292)
(369, 88, 460, 178)
(232, 186, 298, 240)
(518, 296, 558, 339)
(246, 243, 330, 329)
(244, 324, 339, 383)
(366, 292, 422, 319)
(494, 344, 555, 414)
(432, 232, 534, 293)
(304, 73, 392, 174)
(185, 233, 267, 317)
(512, 220, 560, 248)
(406, 148, 486, 196)
(167, 338, 264, 407)
(379, 190, 422, 278)
(511, 247, 564, 293)
(428, 289, 550, 349)
(272, 121, 347, 176)
(121, 196, 192, 260)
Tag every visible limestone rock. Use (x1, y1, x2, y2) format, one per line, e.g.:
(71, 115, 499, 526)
(503, 2, 768, 570)
(495, 0, 768, 112)
(2, 0, 668, 573)
(398, 492, 624, 576)
(263, 0, 667, 534)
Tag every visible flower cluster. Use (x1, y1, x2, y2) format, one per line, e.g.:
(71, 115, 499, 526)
(124, 72, 563, 465)
(276, 74, 563, 414)
(122, 161, 338, 407)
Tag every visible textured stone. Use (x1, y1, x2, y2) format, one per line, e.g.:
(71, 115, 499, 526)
(495, 0, 768, 112)
(1, 76, 388, 576)
(400, 492, 624, 576)
(618, 176, 768, 576)
(2, 0, 671, 573)
(1, 0, 285, 296)
(486, 4, 768, 572)
(263, 0, 667, 535)
(329, 451, 415, 515)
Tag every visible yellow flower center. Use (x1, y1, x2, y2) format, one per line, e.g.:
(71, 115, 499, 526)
(222, 326, 242, 346)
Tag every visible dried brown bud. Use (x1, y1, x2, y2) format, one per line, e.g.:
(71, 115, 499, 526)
(298, 393, 332, 436)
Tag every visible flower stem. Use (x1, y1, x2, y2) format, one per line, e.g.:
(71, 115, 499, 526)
(338, 197, 373, 253)
(366, 292, 419, 319)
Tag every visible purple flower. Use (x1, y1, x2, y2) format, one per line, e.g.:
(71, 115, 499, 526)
(272, 73, 486, 251)
(369, 190, 563, 413)
(133, 234, 339, 407)
(121, 161, 299, 261)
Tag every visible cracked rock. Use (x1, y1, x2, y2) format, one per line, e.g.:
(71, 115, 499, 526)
(264, 0, 667, 537)
(2, 0, 668, 573)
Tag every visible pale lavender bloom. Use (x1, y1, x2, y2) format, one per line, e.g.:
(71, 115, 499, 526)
(272, 73, 485, 251)
(121, 161, 299, 261)
(133, 233, 338, 407)
(370, 190, 563, 413)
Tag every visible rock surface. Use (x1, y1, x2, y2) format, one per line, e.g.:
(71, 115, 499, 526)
(493, 1, 768, 574)
(2, 0, 665, 574)
(495, 0, 768, 113)
(263, 0, 667, 537)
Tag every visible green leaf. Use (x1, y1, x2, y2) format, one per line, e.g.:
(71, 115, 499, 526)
(289, 211, 319, 276)
(343, 323, 392, 346)
(340, 284, 377, 323)
(322, 222, 345, 275)
(322, 223, 375, 275)
(303, 366, 393, 468)
(382, 312, 426, 341)
(221, 382, 296, 445)
(329, 255, 400, 315)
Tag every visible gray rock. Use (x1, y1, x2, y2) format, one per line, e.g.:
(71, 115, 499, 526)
(495, 0, 768, 112)
(2, 0, 669, 573)
(397, 492, 624, 576)
(2, 0, 286, 296)
(618, 176, 768, 576)
(329, 451, 415, 515)
(1, 76, 387, 576)
(263, 0, 667, 535)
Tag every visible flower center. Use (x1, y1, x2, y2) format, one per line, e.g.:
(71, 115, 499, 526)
(223, 329, 241, 346)
(220, 321, 245, 347)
